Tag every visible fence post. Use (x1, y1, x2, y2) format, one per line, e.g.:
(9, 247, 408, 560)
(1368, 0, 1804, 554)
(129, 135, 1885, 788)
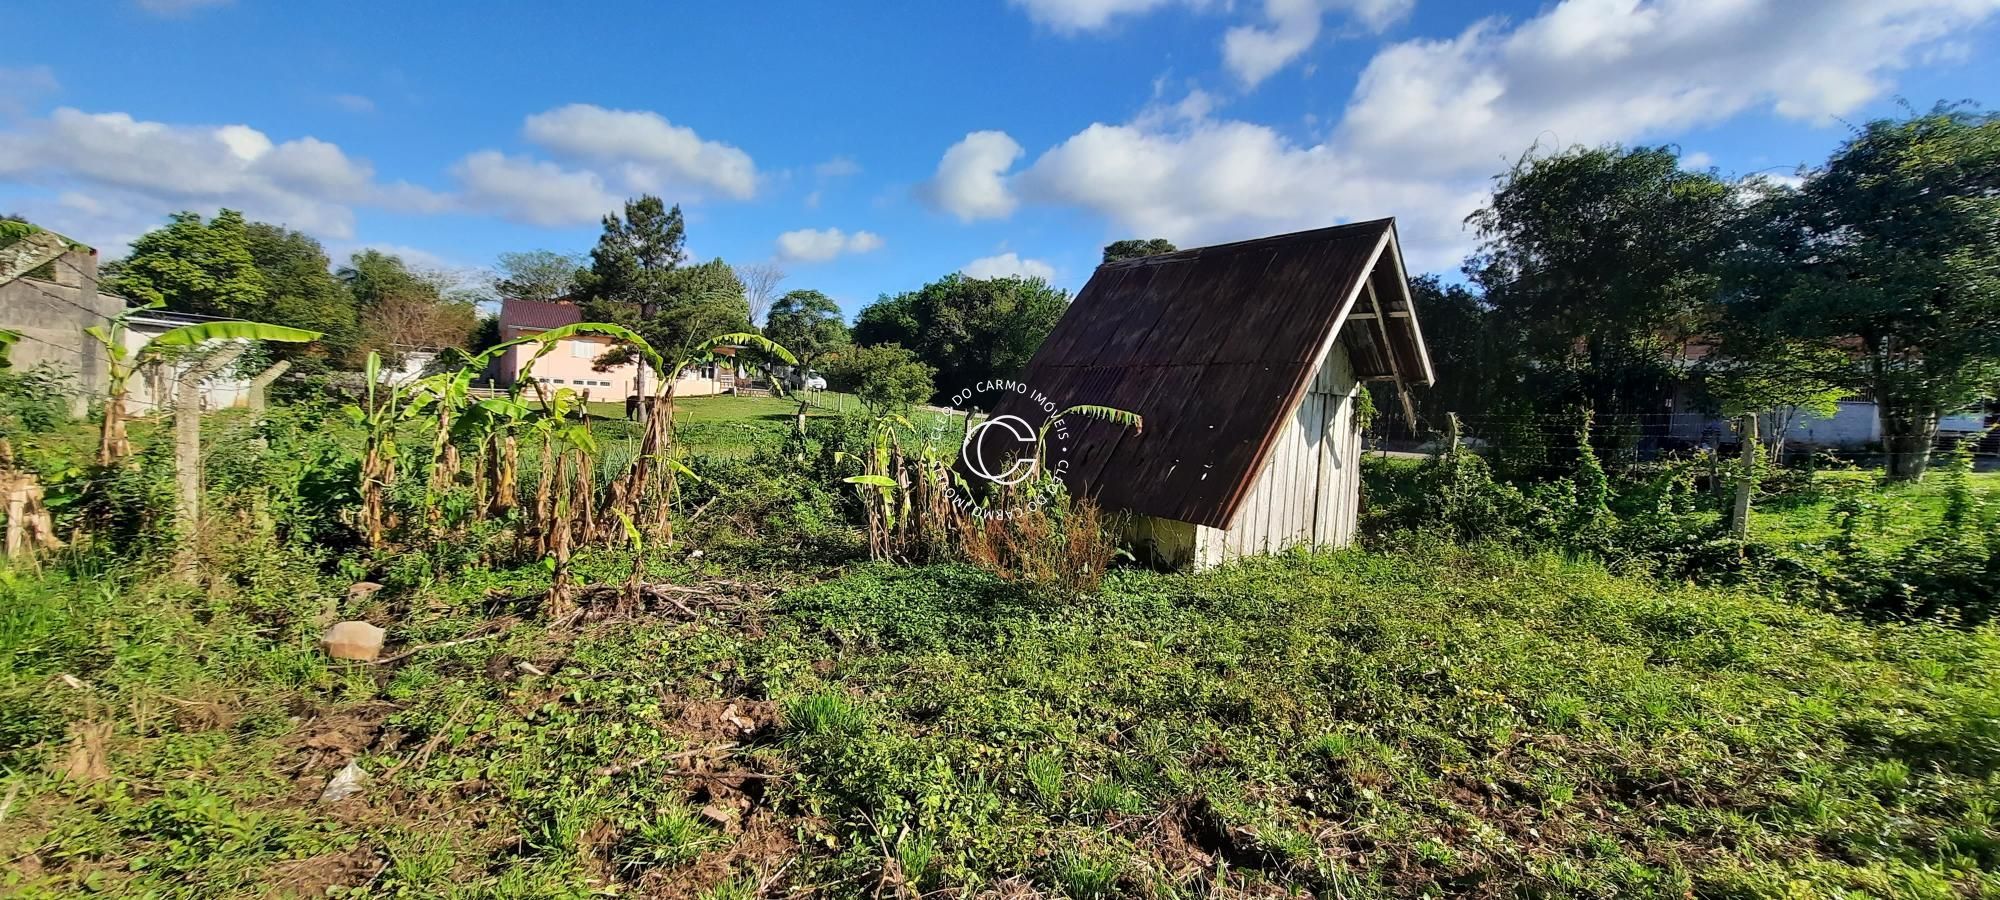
(1731, 413, 1757, 540)
(173, 345, 246, 573)
(245, 359, 290, 411)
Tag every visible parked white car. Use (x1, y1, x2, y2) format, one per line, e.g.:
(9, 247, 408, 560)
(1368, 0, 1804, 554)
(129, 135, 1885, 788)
(797, 370, 827, 391)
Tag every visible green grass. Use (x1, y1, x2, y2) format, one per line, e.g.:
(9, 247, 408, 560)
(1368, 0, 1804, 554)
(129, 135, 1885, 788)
(5, 536, 1998, 897)
(1754, 469, 2000, 555)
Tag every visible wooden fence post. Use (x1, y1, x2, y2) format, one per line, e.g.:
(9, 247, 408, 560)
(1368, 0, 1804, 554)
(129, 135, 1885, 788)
(246, 359, 290, 411)
(173, 345, 246, 572)
(1731, 414, 1757, 540)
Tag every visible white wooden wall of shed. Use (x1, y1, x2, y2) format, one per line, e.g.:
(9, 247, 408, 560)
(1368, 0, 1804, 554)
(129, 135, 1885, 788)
(1188, 340, 1363, 568)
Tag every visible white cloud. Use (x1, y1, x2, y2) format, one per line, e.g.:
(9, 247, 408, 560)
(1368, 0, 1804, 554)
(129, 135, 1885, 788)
(775, 227, 884, 263)
(450, 151, 620, 227)
(1008, 0, 1186, 32)
(1224, 0, 1415, 87)
(522, 103, 759, 200)
(1012, 0, 1408, 84)
(1334, 0, 1998, 179)
(0, 107, 440, 238)
(1681, 150, 1714, 169)
(814, 155, 862, 178)
(0, 66, 59, 117)
(134, 0, 232, 15)
(963, 252, 1057, 282)
(943, 0, 1998, 272)
(331, 93, 376, 114)
(922, 131, 1023, 222)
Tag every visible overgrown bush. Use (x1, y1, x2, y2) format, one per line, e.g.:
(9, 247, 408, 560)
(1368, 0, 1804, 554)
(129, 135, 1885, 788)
(0, 364, 72, 442)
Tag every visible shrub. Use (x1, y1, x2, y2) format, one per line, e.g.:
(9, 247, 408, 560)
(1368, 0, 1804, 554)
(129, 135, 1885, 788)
(827, 343, 935, 413)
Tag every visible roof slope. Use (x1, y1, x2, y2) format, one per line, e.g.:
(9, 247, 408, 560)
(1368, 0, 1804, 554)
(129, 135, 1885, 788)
(500, 298, 582, 331)
(982, 218, 1430, 529)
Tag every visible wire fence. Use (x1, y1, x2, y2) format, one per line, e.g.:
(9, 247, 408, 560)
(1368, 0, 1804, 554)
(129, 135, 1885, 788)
(1365, 407, 2000, 476)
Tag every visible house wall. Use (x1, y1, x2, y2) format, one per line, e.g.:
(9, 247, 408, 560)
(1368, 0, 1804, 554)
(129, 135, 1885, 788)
(0, 250, 115, 415)
(495, 332, 736, 399)
(1666, 397, 1987, 449)
(1131, 342, 1363, 569)
(498, 333, 642, 398)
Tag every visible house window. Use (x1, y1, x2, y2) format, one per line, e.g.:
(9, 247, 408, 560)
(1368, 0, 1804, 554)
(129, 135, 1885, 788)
(701, 363, 717, 380)
(571, 341, 592, 358)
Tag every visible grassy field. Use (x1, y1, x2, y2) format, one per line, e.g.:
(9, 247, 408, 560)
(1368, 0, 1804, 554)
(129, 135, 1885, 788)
(3, 401, 1999, 897)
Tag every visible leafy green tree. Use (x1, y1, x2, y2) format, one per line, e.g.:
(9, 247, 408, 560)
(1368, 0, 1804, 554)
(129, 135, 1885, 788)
(1727, 105, 2000, 479)
(339, 249, 429, 309)
(244, 222, 358, 363)
(1102, 238, 1176, 263)
(851, 274, 1067, 403)
(110, 209, 266, 318)
(1701, 337, 1851, 462)
(340, 250, 477, 354)
(1467, 146, 1736, 415)
(1402, 274, 1507, 423)
(763, 289, 849, 371)
(831, 343, 936, 412)
(575, 196, 749, 373)
(492, 249, 581, 301)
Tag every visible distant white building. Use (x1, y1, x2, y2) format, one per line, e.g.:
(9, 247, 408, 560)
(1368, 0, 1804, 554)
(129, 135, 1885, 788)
(121, 308, 260, 414)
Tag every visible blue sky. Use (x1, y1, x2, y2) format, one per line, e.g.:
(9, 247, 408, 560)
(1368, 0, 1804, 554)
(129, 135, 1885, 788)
(2, 0, 1997, 320)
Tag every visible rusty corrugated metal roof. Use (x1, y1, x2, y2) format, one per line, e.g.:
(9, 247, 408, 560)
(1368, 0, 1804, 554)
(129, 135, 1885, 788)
(500, 298, 582, 331)
(978, 218, 1432, 529)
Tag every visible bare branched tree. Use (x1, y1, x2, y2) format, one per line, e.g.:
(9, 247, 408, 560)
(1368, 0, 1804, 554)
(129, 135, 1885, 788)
(735, 261, 786, 326)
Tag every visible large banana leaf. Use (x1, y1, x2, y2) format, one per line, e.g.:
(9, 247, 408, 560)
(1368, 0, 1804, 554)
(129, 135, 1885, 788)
(697, 332, 797, 367)
(147, 321, 323, 349)
(527, 322, 665, 374)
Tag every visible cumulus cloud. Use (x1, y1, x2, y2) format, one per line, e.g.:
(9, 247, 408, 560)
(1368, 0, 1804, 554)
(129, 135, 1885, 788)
(1333, 0, 1994, 178)
(775, 227, 884, 263)
(963, 252, 1057, 282)
(0, 107, 442, 239)
(1223, 0, 1413, 87)
(922, 131, 1023, 222)
(1011, 0, 1408, 84)
(450, 151, 620, 227)
(941, 0, 1997, 271)
(522, 103, 759, 200)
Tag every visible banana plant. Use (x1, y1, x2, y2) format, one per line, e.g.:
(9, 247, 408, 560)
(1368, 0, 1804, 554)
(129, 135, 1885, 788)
(344, 351, 403, 548)
(0, 328, 19, 369)
(85, 305, 322, 465)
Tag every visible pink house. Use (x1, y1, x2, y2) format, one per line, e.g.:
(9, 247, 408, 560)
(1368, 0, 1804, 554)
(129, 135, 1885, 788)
(493, 298, 737, 399)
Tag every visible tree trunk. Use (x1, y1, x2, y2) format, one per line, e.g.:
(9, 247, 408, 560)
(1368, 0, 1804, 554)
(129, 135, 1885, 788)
(1882, 410, 1939, 480)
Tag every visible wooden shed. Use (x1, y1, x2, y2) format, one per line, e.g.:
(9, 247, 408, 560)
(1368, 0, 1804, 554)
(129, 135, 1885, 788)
(982, 218, 1434, 568)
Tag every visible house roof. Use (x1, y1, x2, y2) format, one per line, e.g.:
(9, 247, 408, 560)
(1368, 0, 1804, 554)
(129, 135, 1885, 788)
(125, 306, 239, 331)
(500, 298, 582, 331)
(980, 218, 1433, 529)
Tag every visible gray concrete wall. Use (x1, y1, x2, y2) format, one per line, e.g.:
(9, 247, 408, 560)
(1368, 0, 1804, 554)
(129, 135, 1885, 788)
(0, 247, 116, 413)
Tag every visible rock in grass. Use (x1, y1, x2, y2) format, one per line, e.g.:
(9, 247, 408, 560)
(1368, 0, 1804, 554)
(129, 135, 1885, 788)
(346, 581, 385, 604)
(323, 621, 386, 662)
